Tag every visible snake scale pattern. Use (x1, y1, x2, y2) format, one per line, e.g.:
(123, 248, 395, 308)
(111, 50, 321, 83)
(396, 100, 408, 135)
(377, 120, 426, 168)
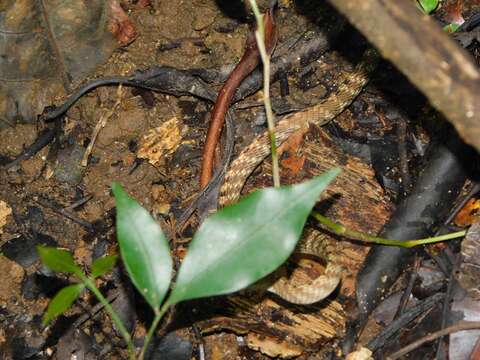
(219, 50, 379, 304)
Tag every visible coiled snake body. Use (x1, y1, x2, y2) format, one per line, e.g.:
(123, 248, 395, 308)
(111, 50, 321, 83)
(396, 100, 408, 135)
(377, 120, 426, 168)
(219, 50, 378, 304)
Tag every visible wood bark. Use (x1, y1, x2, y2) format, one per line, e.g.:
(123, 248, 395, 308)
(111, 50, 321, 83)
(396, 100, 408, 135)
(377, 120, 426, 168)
(328, 0, 480, 153)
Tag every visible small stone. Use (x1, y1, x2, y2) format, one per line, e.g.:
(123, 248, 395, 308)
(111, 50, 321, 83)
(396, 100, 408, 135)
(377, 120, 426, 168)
(54, 144, 86, 184)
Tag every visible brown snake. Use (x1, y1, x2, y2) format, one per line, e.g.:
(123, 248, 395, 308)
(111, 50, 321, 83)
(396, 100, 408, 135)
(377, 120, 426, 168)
(218, 49, 379, 304)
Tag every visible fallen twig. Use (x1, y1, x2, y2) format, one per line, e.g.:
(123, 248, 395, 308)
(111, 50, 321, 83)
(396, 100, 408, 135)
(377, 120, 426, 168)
(367, 292, 445, 352)
(81, 84, 125, 167)
(36, 197, 93, 231)
(386, 321, 480, 359)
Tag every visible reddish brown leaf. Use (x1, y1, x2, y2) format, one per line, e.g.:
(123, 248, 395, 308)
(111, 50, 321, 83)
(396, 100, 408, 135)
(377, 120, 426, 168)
(108, 0, 138, 46)
(454, 198, 480, 227)
(444, 0, 465, 25)
(136, 0, 151, 9)
(278, 126, 308, 155)
(281, 155, 306, 176)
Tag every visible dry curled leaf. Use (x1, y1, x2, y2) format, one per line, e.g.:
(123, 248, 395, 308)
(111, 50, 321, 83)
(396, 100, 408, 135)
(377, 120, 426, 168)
(108, 0, 138, 46)
(137, 117, 183, 165)
(281, 154, 306, 176)
(454, 198, 480, 227)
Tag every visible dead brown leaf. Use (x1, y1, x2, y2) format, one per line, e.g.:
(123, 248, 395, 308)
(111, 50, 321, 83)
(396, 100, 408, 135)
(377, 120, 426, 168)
(108, 0, 138, 46)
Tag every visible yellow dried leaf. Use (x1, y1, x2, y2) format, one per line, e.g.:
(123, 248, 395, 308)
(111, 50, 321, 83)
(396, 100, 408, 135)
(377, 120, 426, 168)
(246, 333, 302, 358)
(0, 200, 12, 235)
(137, 117, 182, 165)
(345, 347, 373, 360)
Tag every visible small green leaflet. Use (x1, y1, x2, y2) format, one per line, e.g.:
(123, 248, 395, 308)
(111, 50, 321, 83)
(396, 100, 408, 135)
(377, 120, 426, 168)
(91, 255, 118, 278)
(42, 284, 85, 326)
(37, 246, 83, 276)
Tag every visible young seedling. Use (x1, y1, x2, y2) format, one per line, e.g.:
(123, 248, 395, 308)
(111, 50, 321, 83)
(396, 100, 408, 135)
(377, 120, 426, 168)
(417, 0, 439, 14)
(38, 169, 340, 360)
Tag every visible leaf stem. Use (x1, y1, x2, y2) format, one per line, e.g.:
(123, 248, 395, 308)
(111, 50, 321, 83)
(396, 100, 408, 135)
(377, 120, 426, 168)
(312, 211, 466, 247)
(138, 302, 171, 360)
(249, 0, 280, 187)
(80, 275, 136, 359)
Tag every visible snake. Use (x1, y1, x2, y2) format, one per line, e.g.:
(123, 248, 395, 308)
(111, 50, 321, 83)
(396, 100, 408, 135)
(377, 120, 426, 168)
(218, 49, 379, 305)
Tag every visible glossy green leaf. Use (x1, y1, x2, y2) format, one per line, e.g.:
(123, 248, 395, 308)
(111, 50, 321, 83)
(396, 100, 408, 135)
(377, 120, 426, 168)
(43, 283, 85, 326)
(112, 182, 172, 311)
(91, 254, 118, 278)
(168, 169, 340, 304)
(418, 0, 438, 14)
(37, 246, 83, 276)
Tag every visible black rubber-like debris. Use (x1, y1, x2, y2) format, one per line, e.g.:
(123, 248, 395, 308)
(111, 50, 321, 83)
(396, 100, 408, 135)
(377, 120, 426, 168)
(356, 134, 474, 318)
(145, 332, 193, 360)
(1, 232, 57, 268)
(3, 116, 62, 170)
(41, 68, 217, 121)
(367, 292, 445, 353)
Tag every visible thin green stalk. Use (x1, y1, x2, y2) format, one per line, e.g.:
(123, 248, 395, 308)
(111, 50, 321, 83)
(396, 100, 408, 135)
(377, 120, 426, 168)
(80, 275, 136, 359)
(312, 211, 466, 247)
(138, 301, 171, 360)
(249, 0, 280, 187)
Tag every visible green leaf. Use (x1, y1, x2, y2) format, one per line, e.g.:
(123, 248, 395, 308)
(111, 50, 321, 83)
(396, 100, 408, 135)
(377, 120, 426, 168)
(418, 0, 438, 14)
(443, 22, 461, 33)
(168, 169, 340, 304)
(112, 182, 172, 311)
(42, 283, 85, 326)
(91, 254, 118, 278)
(37, 246, 83, 276)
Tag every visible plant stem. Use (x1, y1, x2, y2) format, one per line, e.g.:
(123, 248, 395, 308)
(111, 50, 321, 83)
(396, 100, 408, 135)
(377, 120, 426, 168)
(80, 275, 136, 359)
(249, 0, 280, 187)
(312, 211, 466, 247)
(138, 302, 171, 360)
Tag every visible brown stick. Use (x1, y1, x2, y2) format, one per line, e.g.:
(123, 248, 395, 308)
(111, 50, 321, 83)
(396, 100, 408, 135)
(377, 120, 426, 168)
(386, 321, 480, 359)
(327, 0, 480, 153)
(199, 8, 277, 189)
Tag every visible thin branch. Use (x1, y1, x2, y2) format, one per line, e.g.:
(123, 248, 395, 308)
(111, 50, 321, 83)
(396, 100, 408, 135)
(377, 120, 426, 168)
(386, 321, 480, 359)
